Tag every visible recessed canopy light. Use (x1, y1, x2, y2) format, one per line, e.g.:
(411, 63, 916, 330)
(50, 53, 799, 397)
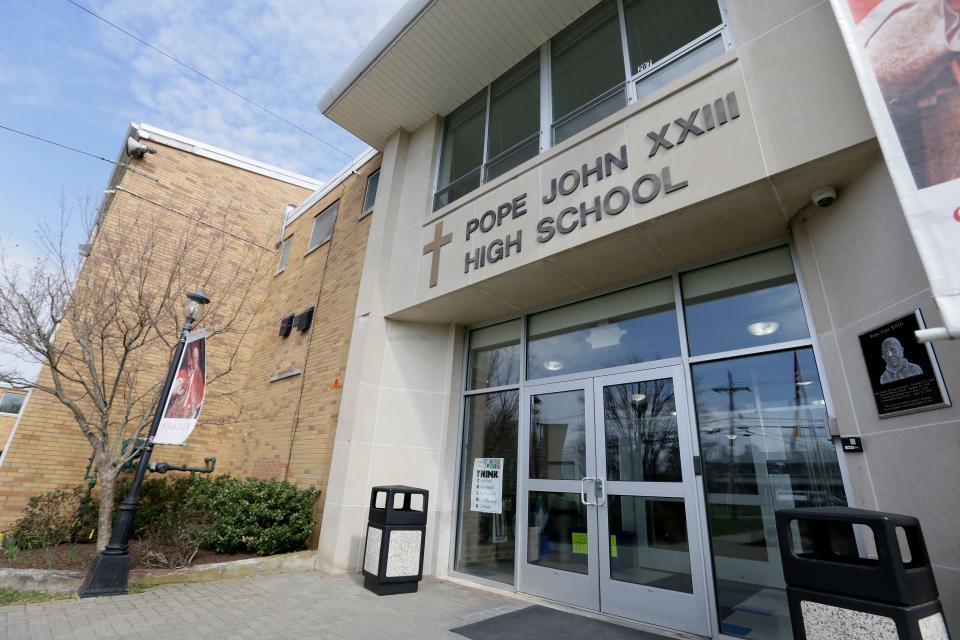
(812, 399, 826, 406)
(726, 434, 738, 440)
(796, 380, 813, 387)
(543, 360, 564, 371)
(670, 410, 677, 416)
(631, 393, 646, 403)
(747, 321, 780, 336)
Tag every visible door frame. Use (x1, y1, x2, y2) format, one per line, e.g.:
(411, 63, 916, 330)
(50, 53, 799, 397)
(517, 377, 600, 610)
(591, 365, 712, 636)
(516, 364, 713, 636)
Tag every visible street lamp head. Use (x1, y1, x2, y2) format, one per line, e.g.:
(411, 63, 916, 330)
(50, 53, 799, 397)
(184, 289, 211, 322)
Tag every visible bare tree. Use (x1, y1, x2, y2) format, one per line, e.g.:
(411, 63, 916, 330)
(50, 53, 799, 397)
(0, 194, 270, 550)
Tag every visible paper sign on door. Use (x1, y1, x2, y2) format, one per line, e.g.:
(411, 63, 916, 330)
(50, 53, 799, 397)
(470, 458, 503, 514)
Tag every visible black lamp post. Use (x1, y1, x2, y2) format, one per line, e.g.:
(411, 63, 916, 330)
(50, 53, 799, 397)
(78, 289, 210, 598)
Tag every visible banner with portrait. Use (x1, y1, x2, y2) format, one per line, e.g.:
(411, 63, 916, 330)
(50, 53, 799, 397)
(154, 330, 206, 445)
(830, 0, 960, 335)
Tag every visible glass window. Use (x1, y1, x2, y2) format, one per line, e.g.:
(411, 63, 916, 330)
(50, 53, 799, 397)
(276, 236, 292, 273)
(607, 496, 692, 593)
(529, 390, 587, 481)
(361, 170, 380, 217)
(468, 320, 521, 390)
(435, 91, 486, 210)
(486, 52, 540, 181)
(528, 491, 589, 574)
(551, 0, 627, 142)
(307, 201, 338, 252)
(681, 247, 810, 356)
(602, 378, 681, 483)
(633, 35, 725, 99)
(0, 392, 25, 415)
(622, 0, 722, 76)
(455, 390, 519, 584)
(692, 348, 847, 640)
(527, 279, 680, 379)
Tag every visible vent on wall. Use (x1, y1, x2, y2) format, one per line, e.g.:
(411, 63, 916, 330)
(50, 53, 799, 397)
(279, 314, 295, 337)
(295, 307, 314, 332)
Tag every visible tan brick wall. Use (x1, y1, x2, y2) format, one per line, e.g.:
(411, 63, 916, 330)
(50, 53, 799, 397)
(0, 138, 351, 530)
(227, 158, 380, 530)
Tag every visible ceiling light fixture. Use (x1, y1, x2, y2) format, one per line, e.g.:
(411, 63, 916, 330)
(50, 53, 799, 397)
(746, 320, 780, 336)
(543, 360, 564, 371)
(796, 380, 813, 386)
(631, 393, 646, 403)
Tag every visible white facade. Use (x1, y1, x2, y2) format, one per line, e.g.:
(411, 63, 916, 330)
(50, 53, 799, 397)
(316, 2, 960, 638)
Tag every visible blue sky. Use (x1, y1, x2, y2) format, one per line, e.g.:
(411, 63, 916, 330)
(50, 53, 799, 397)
(0, 0, 405, 377)
(0, 0, 407, 254)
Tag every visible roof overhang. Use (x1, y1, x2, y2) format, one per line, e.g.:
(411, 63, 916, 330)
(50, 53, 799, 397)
(318, 0, 601, 148)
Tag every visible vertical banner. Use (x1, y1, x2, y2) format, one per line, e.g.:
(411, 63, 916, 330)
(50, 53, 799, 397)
(829, 0, 960, 334)
(154, 330, 206, 445)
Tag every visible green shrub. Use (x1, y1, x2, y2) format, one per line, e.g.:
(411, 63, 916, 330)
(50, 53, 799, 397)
(14, 475, 319, 558)
(185, 476, 320, 556)
(11, 487, 84, 550)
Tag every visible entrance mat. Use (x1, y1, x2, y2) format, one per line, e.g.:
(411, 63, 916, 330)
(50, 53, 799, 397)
(451, 605, 674, 640)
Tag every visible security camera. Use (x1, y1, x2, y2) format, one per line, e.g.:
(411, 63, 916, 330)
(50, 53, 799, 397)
(811, 186, 837, 208)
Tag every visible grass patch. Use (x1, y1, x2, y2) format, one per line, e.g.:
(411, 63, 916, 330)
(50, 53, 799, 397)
(128, 583, 156, 595)
(0, 588, 74, 606)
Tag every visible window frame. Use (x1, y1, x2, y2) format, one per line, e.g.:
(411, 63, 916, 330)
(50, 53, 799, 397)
(0, 392, 25, 416)
(276, 235, 293, 274)
(306, 200, 339, 255)
(432, 0, 731, 212)
(447, 240, 856, 604)
(360, 169, 380, 219)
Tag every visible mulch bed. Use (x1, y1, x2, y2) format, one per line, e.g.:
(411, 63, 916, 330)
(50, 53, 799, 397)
(0, 542, 255, 572)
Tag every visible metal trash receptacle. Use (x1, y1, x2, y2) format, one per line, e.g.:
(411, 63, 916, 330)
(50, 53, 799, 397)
(362, 485, 429, 595)
(776, 507, 951, 640)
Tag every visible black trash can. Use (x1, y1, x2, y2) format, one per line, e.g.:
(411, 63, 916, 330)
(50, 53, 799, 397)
(776, 507, 952, 640)
(362, 485, 429, 595)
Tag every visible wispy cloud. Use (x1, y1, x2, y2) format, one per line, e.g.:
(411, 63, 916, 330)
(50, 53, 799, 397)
(86, 0, 406, 178)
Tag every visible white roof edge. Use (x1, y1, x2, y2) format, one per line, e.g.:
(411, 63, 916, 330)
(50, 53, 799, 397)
(283, 147, 379, 228)
(133, 123, 325, 190)
(316, 0, 434, 115)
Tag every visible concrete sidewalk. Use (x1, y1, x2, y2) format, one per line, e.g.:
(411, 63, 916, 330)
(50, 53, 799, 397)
(0, 573, 525, 640)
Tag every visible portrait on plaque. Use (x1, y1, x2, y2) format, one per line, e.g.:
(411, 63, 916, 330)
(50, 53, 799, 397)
(858, 310, 951, 417)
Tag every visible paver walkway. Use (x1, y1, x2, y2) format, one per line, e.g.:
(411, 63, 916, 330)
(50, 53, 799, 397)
(0, 573, 526, 640)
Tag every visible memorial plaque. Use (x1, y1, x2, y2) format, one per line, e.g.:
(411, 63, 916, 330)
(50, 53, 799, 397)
(858, 310, 950, 418)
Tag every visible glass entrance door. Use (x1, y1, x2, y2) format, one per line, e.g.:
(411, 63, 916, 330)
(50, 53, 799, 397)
(593, 367, 710, 635)
(517, 366, 711, 636)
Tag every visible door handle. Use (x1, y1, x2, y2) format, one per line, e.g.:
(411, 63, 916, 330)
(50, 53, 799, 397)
(580, 477, 595, 505)
(595, 477, 606, 506)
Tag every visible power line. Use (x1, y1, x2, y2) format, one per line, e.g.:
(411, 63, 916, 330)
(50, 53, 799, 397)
(0, 123, 157, 181)
(64, 0, 355, 163)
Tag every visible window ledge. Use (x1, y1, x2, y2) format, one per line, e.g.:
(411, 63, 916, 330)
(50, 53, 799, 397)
(270, 368, 302, 382)
(304, 239, 331, 257)
(0, 412, 20, 417)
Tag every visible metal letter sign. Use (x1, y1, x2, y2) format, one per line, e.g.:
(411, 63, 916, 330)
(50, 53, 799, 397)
(154, 330, 207, 445)
(829, 0, 960, 337)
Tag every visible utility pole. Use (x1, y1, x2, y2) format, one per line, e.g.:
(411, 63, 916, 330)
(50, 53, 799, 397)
(712, 370, 751, 499)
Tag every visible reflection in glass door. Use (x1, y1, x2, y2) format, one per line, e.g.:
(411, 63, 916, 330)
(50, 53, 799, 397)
(517, 367, 710, 636)
(519, 380, 599, 610)
(593, 368, 710, 636)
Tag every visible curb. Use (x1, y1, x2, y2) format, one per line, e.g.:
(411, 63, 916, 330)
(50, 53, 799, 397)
(0, 550, 318, 593)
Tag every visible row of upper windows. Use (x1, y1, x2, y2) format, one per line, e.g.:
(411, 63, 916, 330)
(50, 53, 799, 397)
(277, 168, 380, 274)
(434, 0, 727, 211)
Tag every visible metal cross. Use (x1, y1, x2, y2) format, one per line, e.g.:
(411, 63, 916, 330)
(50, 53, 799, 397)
(423, 221, 453, 288)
